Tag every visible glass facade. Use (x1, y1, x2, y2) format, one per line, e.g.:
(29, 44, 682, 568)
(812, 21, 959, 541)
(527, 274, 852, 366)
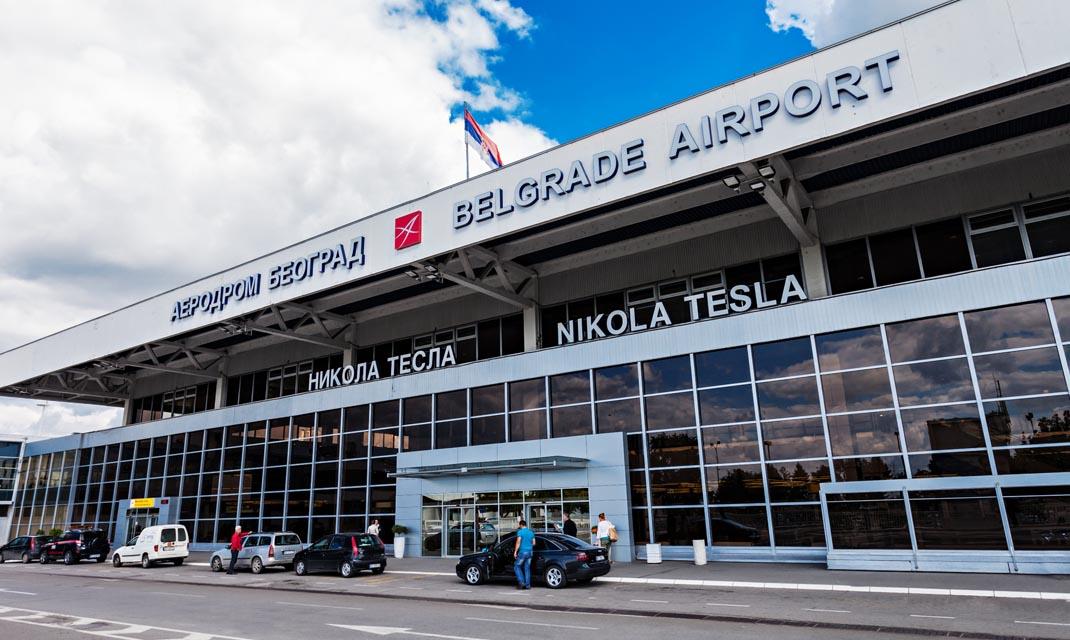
(10, 297, 1070, 557)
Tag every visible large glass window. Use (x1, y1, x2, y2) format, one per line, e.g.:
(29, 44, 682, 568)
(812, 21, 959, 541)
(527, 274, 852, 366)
(1003, 486, 1070, 550)
(964, 302, 1054, 352)
(694, 347, 750, 388)
(826, 411, 900, 456)
(646, 430, 699, 467)
(967, 209, 1025, 268)
(909, 490, 1006, 550)
(985, 395, 1070, 446)
(892, 358, 975, 406)
(710, 506, 769, 546)
(900, 404, 985, 451)
(1023, 197, 1070, 258)
(827, 492, 911, 549)
(886, 314, 965, 362)
(753, 338, 813, 379)
(698, 385, 755, 425)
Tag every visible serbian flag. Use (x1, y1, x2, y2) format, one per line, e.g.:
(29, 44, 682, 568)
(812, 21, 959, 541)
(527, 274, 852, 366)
(464, 108, 503, 170)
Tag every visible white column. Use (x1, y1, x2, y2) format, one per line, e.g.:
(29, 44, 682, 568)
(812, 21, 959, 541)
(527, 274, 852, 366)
(121, 398, 135, 426)
(343, 323, 358, 366)
(523, 305, 539, 351)
(800, 243, 828, 299)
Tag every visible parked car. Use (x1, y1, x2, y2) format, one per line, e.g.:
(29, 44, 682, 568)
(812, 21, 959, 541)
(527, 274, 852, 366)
(111, 524, 189, 568)
(0, 535, 56, 563)
(455, 532, 610, 589)
(210, 531, 304, 574)
(40, 529, 111, 565)
(292, 532, 386, 578)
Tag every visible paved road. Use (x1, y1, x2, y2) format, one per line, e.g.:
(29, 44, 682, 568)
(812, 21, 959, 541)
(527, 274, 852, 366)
(1, 560, 1068, 639)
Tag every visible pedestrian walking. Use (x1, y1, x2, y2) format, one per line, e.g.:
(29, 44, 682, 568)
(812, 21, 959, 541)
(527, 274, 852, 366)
(562, 512, 578, 537)
(513, 519, 535, 590)
(596, 513, 617, 564)
(368, 519, 381, 537)
(226, 525, 249, 575)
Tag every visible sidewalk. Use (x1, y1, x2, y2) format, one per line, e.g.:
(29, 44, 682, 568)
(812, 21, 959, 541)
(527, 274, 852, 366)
(363, 554, 1070, 598)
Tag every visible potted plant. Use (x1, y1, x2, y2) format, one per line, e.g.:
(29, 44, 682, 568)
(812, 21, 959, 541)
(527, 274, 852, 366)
(392, 524, 409, 559)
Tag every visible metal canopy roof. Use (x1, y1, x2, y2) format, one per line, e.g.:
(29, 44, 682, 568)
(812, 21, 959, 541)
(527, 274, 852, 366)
(391, 456, 588, 478)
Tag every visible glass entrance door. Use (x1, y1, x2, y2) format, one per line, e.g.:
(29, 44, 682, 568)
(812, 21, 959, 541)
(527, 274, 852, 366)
(527, 503, 563, 533)
(124, 508, 159, 543)
(445, 506, 475, 556)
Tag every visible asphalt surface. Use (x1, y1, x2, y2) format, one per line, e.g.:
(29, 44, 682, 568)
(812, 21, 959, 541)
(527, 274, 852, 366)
(0, 555, 1067, 639)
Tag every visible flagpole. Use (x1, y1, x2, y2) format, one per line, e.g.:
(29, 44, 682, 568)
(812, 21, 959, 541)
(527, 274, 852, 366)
(463, 102, 470, 180)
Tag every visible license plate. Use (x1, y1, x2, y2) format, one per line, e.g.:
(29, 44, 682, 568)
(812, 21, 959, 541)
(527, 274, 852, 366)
(283, 550, 294, 555)
(595, 555, 603, 561)
(369, 563, 380, 569)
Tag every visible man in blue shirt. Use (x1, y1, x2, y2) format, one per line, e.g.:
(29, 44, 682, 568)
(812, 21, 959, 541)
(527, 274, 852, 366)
(513, 520, 536, 590)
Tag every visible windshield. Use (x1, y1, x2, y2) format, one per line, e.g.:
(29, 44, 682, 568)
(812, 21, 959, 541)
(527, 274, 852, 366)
(354, 534, 379, 547)
(275, 534, 301, 546)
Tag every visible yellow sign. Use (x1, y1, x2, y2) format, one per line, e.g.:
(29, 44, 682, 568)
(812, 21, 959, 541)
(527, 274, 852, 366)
(131, 498, 155, 509)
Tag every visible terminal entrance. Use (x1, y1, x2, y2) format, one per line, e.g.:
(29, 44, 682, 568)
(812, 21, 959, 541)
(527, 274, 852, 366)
(124, 508, 159, 543)
(421, 489, 590, 557)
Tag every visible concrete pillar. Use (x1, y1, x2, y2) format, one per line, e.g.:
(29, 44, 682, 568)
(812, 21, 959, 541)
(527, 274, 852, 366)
(800, 244, 829, 299)
(343, 323, 358, 366)
(213, 359, 228, 410)
(121, 398, 135, 426)
(523, 305, 539, 351)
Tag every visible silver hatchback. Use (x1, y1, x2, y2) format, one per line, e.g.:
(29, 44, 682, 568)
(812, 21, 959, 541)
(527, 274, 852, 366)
(210, 532, 304, 574)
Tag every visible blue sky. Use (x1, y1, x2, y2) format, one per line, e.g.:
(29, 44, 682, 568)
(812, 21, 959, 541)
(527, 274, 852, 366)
(476, 2, 813, 144)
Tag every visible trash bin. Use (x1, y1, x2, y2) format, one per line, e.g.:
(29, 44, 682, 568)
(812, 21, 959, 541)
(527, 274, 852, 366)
(645, 543, 662, 564)
(693, 539, 707, 566)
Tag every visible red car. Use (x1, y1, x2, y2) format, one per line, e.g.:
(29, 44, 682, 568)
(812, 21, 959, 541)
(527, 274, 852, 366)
(40, 529, 111, 565)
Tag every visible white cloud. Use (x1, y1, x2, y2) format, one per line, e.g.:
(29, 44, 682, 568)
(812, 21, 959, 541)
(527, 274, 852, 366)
(765, 0, 945, 48)
(0, 399, 122, 440)
(0, 0, 555, 438)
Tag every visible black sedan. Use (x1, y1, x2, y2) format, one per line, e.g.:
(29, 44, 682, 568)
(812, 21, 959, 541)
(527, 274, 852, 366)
(292, 532, 387, 577)
(455, 532, 609, 589)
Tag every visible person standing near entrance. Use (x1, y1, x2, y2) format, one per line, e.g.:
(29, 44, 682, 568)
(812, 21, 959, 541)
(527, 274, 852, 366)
(368, 519, 381, 537)
(562, 512, 577, 537)
(596, 513, 617, 564)
(226, 525, 249, 575)
(513, 519, 535, 590)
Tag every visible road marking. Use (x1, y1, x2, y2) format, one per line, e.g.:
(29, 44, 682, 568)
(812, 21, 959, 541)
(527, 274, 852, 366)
(0, 588, 36, 595)
(277, 601, 364, 611)
(149, 591, 205, 598)
(1015, 621, 1070, 627)
(465, 617, 598, 630)
(706, 603, 750, 608)
(0, 605, 254, 640)
(805, 608, 851, 614)
(388, 570, 455, 576)
(329, 624, 490, 640)
(315, 581, 335, 585)
(630, 599, 668, 604)
(447, 589, 472, 593)
(398, 586, 424, 590)
(910, 614, 955, 620)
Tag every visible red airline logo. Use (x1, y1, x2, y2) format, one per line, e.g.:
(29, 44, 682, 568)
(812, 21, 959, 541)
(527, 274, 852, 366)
(394, 210, 422, 250)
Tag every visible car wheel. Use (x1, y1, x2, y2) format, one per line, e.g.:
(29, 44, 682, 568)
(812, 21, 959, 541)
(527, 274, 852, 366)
(463, 564, 484, 585)
(295, 560, 307, 576)
(96, 555, 107, 563)
(112, 555, 122, 568)
(22, 552, 31, 564)
(173, 558, 184, 566)
(250, 557, 263, 575)
(40, 554, 50, 564)
(340, 561, 355, 578)
(543, 564, 566, 589)
(141, 554, 152, 569)
(63, 550, 75, 566)
(211, 556, 223, 572)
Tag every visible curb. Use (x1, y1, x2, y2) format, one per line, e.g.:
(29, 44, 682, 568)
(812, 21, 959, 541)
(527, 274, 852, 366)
(15, 569, 1066, 640)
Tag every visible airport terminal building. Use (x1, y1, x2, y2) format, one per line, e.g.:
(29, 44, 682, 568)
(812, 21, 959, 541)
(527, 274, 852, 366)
(2, 0, 1069, 573)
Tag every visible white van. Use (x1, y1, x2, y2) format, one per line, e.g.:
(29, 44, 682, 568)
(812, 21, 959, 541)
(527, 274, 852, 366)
(111, 524, 189, 568)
